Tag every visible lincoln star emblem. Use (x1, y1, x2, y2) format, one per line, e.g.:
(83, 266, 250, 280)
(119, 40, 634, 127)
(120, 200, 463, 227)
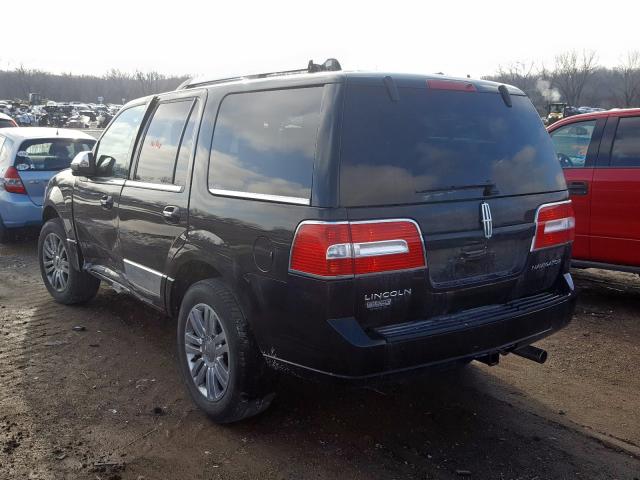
(481, 202, 493, 239)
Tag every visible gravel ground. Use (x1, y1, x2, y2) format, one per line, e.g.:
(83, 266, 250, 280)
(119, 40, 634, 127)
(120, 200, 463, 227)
(1, 236, 639, 480)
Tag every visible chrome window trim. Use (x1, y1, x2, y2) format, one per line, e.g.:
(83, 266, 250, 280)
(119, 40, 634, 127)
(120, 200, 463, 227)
(209, 188, 310, 206)
(125, 180, 183, 193)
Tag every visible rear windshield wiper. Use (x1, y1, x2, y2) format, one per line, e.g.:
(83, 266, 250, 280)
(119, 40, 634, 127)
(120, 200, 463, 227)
(416, 183, 499, 197)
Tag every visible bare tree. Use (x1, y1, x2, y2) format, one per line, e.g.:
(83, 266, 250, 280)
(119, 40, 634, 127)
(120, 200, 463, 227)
(14, 64, 32, 98)
(135, 70, 164, 96)
(494, 61, 538, 93)
(616, 51, 640, 107)
(0, 67, 186, 103)
(551, 50, 598, 105)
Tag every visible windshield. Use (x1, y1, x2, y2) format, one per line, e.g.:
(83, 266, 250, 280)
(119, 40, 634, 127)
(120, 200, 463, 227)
(339, 85, 565, 206)
(15, 138, 95, 171)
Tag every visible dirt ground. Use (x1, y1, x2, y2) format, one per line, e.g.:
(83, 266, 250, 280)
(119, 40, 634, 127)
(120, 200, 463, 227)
(1, 237, 639, 480)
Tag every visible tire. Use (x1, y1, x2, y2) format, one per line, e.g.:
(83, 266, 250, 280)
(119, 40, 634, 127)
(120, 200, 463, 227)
(38, 218, 100, 304)
(176, 279, 276, 423)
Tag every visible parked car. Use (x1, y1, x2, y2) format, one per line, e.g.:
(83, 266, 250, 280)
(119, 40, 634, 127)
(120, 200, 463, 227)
(38, 60, 577, 423)
(0, 128, 95, 241)
(0, 112, 18, 128)
(548, 108, 640, 273)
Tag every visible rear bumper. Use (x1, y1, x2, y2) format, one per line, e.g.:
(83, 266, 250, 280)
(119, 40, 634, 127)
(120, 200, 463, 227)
(0, 192, 42, 228)
(266, 273, 576, 379)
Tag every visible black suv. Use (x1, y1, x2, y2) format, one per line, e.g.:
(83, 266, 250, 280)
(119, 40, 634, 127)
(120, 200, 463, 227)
(38, 60, 577, 423)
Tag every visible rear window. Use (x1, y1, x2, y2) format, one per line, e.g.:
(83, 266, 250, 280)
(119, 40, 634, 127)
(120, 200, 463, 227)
(208, 87, 323, 204)
(15, 139, 95, 171)
(0, 119, 15, 128)
(339, 85, 565, 206)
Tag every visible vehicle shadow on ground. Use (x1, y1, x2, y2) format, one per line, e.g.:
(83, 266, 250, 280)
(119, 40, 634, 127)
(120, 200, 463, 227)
(12, 263, 640, 479)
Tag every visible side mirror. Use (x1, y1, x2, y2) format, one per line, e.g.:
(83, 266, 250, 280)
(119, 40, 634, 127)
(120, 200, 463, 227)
(70, 151, 95, 176)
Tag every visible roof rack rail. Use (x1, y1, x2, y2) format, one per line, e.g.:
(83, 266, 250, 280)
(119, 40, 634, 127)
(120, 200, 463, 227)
(176, 58, 341, 90)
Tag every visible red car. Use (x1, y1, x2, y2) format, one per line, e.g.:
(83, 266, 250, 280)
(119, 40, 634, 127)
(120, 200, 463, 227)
(548, 108, 640, 273)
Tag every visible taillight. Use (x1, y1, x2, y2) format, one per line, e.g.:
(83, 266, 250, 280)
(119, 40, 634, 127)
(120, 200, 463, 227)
(531, 201, 575, 251)
(289, 219, 426, 278)
(2, 166, 26, 194)
(288, 222, 353, 277)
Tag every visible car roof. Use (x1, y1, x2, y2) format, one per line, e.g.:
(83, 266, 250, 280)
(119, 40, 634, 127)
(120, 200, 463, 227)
(548, 107, 640, 131)
(0, 127, 95, 141)
(179, 70, 526, 96)
(0, 112, 14, 121)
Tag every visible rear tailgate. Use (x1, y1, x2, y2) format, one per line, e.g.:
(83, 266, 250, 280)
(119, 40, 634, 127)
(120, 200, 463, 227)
(339, 79, 570, 329)
(13, 170, 52, 206)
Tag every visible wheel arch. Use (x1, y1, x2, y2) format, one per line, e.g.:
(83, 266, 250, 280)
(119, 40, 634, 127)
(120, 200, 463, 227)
(42, 205, 60, 223)
(167, 256, 223, 319)
(165, 242, 259, 345)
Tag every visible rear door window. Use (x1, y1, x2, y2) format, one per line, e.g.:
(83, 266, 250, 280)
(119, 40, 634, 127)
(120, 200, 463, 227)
(610, 116, 640, 167)
(550, 120, 597, 168)
(339, 85, 565, 206)
(134, 99, 195, 185)
(0, 119, 15, 128)
(208, 87, 323, 204)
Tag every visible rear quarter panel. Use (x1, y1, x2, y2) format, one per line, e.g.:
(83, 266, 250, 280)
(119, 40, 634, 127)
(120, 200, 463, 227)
(173, 84, 353, 366)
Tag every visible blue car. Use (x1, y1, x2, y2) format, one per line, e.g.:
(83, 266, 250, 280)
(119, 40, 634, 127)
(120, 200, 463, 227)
(0, 128, 95, 241)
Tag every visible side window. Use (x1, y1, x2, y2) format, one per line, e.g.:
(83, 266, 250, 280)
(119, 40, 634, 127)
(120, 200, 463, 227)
(611, 116, 640, 167)
(95, 104, 146, 178)
(134, 99, 195, 185)
(208, 87, 323, 203)
(550, 120, 597, 168)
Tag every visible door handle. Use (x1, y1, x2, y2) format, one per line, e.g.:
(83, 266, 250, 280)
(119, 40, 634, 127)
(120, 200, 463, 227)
(162, 205, 180, 223)
(568, 181, 589, 196)
(100, 195, 114, 209)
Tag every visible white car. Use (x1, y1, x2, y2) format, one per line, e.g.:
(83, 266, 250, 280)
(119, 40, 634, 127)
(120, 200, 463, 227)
(0, 112, 18, 128)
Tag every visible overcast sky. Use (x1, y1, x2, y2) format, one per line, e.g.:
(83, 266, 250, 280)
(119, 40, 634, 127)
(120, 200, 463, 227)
(2, 0, 637, 79)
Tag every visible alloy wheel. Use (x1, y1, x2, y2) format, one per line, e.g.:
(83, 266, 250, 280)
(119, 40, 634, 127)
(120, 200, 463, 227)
(42, 233, 69, 292)
(184, 303, 231, 401)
